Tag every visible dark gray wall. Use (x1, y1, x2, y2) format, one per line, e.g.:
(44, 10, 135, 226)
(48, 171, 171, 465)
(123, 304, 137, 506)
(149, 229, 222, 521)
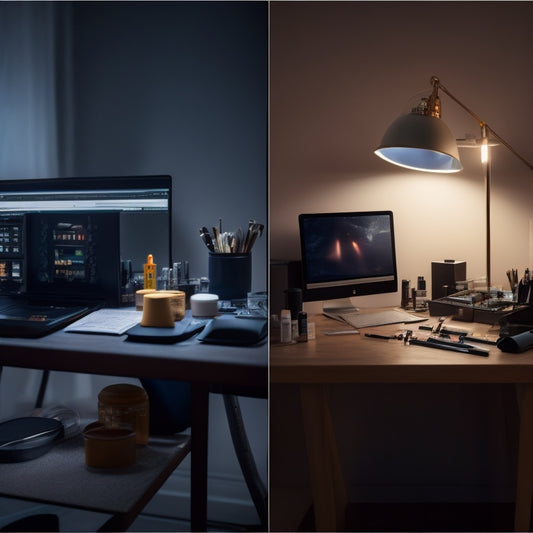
(65, 1, 267, 288)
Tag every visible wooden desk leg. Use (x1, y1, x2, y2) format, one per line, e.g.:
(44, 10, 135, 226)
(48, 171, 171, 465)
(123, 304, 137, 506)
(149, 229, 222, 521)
(300, 384, 347, 532)
(191, 383, 209, 532)
(515, 383, 533, 531)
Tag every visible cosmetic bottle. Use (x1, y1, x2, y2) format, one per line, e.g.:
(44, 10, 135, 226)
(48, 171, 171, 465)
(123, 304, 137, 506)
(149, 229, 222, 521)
(298, 311, 308, 342)
(412, 276, 428, 311)
(401, 279, 410, 308)
(144, 254, 157, 290)
(280, 309, 292, 343)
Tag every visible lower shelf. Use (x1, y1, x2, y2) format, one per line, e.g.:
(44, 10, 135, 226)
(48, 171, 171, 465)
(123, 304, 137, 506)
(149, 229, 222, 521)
(0, 432, 191, 531)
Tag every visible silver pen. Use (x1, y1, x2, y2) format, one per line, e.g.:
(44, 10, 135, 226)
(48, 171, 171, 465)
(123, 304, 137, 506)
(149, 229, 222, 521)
(324, 329, 360, 335)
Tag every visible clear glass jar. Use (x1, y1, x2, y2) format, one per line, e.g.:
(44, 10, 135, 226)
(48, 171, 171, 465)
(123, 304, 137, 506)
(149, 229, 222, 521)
(98, 384, 149, 445)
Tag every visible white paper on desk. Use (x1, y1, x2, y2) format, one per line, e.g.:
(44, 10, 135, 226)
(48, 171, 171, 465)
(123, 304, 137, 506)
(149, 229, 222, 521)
(324, 307, 427, 329)
(64, 308, 143, 335)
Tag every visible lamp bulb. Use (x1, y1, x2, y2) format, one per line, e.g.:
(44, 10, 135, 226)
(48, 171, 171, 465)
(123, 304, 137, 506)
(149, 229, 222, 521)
(481, 142, 489, 164)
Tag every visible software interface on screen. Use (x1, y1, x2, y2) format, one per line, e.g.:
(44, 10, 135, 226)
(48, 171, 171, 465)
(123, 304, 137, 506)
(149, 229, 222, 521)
(299, 211, 398, 301)
(0, 176, 171, 306)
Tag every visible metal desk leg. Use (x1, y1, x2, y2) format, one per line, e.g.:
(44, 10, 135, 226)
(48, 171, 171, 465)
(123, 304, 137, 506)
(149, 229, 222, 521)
(191, 383, 209, 532)
(300, 384, 346, 532)
(515, 383, 533, 531)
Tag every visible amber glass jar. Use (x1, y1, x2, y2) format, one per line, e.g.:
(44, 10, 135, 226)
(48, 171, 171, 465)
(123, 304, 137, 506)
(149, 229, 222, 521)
(98, 384, 149, 445)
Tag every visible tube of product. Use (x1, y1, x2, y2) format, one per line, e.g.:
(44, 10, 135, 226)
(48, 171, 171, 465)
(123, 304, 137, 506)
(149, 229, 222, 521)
(280, 309, 292, 343)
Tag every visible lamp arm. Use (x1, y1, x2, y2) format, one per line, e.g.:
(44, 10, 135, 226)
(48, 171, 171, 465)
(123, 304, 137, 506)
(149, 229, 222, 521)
(484, 125, 533, 172)
(432, 76, 533, 172)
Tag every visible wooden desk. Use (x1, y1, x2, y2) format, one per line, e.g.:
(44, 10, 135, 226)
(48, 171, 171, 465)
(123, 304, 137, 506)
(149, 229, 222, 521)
(0, 327, 267, 531)
(270, 314, 533, 532)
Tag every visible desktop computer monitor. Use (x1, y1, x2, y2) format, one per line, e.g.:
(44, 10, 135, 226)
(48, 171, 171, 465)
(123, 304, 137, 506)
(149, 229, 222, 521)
(298, 210, 398, 302)
(0, 175, 172, 306)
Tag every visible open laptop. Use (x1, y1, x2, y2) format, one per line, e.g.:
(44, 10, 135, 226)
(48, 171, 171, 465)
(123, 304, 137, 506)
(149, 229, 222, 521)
(0, 176, 172, 337)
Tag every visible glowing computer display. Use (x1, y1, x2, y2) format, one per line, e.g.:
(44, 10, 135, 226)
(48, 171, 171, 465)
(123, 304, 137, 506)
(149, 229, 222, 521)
(0, 175, 171, 306)
(298, 210, 398, 302)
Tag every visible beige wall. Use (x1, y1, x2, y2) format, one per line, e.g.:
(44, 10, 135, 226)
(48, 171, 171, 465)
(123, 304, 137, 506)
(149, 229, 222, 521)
(269, 3, 533, 528)
(270, 1, 533, 308)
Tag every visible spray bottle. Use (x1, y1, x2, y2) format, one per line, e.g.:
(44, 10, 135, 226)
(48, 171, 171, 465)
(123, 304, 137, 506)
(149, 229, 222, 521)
(280, 309, 292, 343)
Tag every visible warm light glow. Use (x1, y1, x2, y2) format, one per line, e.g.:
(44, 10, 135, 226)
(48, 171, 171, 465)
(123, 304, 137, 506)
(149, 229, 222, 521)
(330, 239, 342, 260)
(481, 141, 489, 164)
(351, 240, 362, 257)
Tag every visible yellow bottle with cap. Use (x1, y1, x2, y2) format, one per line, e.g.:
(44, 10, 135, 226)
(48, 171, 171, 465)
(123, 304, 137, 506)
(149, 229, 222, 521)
(144, 254, 157, 290)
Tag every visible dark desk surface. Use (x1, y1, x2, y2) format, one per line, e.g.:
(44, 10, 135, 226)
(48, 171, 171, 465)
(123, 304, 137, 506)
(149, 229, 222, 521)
(0, 433, 190, 525)
(0, 317, 267, 532)
(0, 327, 267, 390)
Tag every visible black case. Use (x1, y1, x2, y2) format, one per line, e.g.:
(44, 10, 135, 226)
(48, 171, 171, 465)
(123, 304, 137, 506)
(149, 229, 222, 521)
(0, 417, 64, 462)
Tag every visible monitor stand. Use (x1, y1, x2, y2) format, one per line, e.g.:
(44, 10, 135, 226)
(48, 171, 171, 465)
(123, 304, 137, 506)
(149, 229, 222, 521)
(322, 298, 359, 316)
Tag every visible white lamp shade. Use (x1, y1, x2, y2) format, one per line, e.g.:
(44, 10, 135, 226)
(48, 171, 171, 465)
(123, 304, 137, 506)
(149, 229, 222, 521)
(375, 113, 463, 173)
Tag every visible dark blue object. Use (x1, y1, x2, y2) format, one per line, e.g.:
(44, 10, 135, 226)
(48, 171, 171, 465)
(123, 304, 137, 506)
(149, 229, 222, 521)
(126, 317, 210, 344)
(497, 329, 533, 353)
(208, 253, 251, 300)
(140, 379, 192, 434)
(197, 315, 267, 346)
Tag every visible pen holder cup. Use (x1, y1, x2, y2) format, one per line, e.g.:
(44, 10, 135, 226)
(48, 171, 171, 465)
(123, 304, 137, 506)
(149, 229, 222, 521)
(208, 253, 251, 301)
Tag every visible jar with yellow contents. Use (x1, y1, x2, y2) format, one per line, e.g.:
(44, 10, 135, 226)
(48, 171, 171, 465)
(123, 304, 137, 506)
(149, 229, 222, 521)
(98, 383, 149, 445)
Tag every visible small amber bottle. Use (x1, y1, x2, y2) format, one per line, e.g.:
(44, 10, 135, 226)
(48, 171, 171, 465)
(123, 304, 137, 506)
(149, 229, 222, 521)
(98, 384, 149, 445)
(144, 254, 157, 290)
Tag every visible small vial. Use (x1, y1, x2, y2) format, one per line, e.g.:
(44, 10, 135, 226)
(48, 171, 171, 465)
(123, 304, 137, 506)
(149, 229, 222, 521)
(298, 311, 308, 342)
(280, 309, 292, 343)
(182, 260, 190, 282)
(401, 279, 410, 308)
(291, 320, 299, 341)
(172, 262, 180, 286)
(199, 276, 209, 293)
(412, 275, 428, 311)
(160, 267, 170, 290)
(144, 254, 157, 290)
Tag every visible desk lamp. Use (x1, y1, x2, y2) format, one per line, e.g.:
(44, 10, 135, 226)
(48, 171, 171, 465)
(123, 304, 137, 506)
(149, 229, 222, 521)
(375, 75, 533, 292)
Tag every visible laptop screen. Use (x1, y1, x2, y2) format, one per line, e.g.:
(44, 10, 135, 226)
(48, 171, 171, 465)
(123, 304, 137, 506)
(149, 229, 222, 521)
(0, 175, 172, 306)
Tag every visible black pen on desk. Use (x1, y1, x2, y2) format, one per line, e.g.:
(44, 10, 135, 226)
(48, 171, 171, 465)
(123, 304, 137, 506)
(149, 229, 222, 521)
(410, 337, 489, 357)
(447, 333, 496, 346)
(365, 333, 401, 340)
(425, 336, 488, 352)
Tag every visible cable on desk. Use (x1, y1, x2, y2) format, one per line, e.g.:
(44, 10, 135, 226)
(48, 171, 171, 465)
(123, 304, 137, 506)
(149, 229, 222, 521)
(223, 394, 268, 530)
(35, 370, 50, 409)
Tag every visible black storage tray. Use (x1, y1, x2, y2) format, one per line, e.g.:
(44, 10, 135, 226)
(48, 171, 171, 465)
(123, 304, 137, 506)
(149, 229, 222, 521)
(0, 417, 64, 462)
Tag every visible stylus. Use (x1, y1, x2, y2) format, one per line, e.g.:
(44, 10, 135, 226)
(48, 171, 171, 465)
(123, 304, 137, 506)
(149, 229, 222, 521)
(365, 333, 401, 340)
(409, 337, 489, 357)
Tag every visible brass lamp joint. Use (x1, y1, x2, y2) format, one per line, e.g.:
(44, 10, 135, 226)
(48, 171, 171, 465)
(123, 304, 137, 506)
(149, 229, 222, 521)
(411, 76, 441, 118)
(425, 76, 441, 118)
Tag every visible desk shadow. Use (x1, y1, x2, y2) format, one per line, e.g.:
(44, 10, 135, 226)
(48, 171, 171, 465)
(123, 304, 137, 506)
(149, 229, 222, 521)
(297, 501, 515, 532)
